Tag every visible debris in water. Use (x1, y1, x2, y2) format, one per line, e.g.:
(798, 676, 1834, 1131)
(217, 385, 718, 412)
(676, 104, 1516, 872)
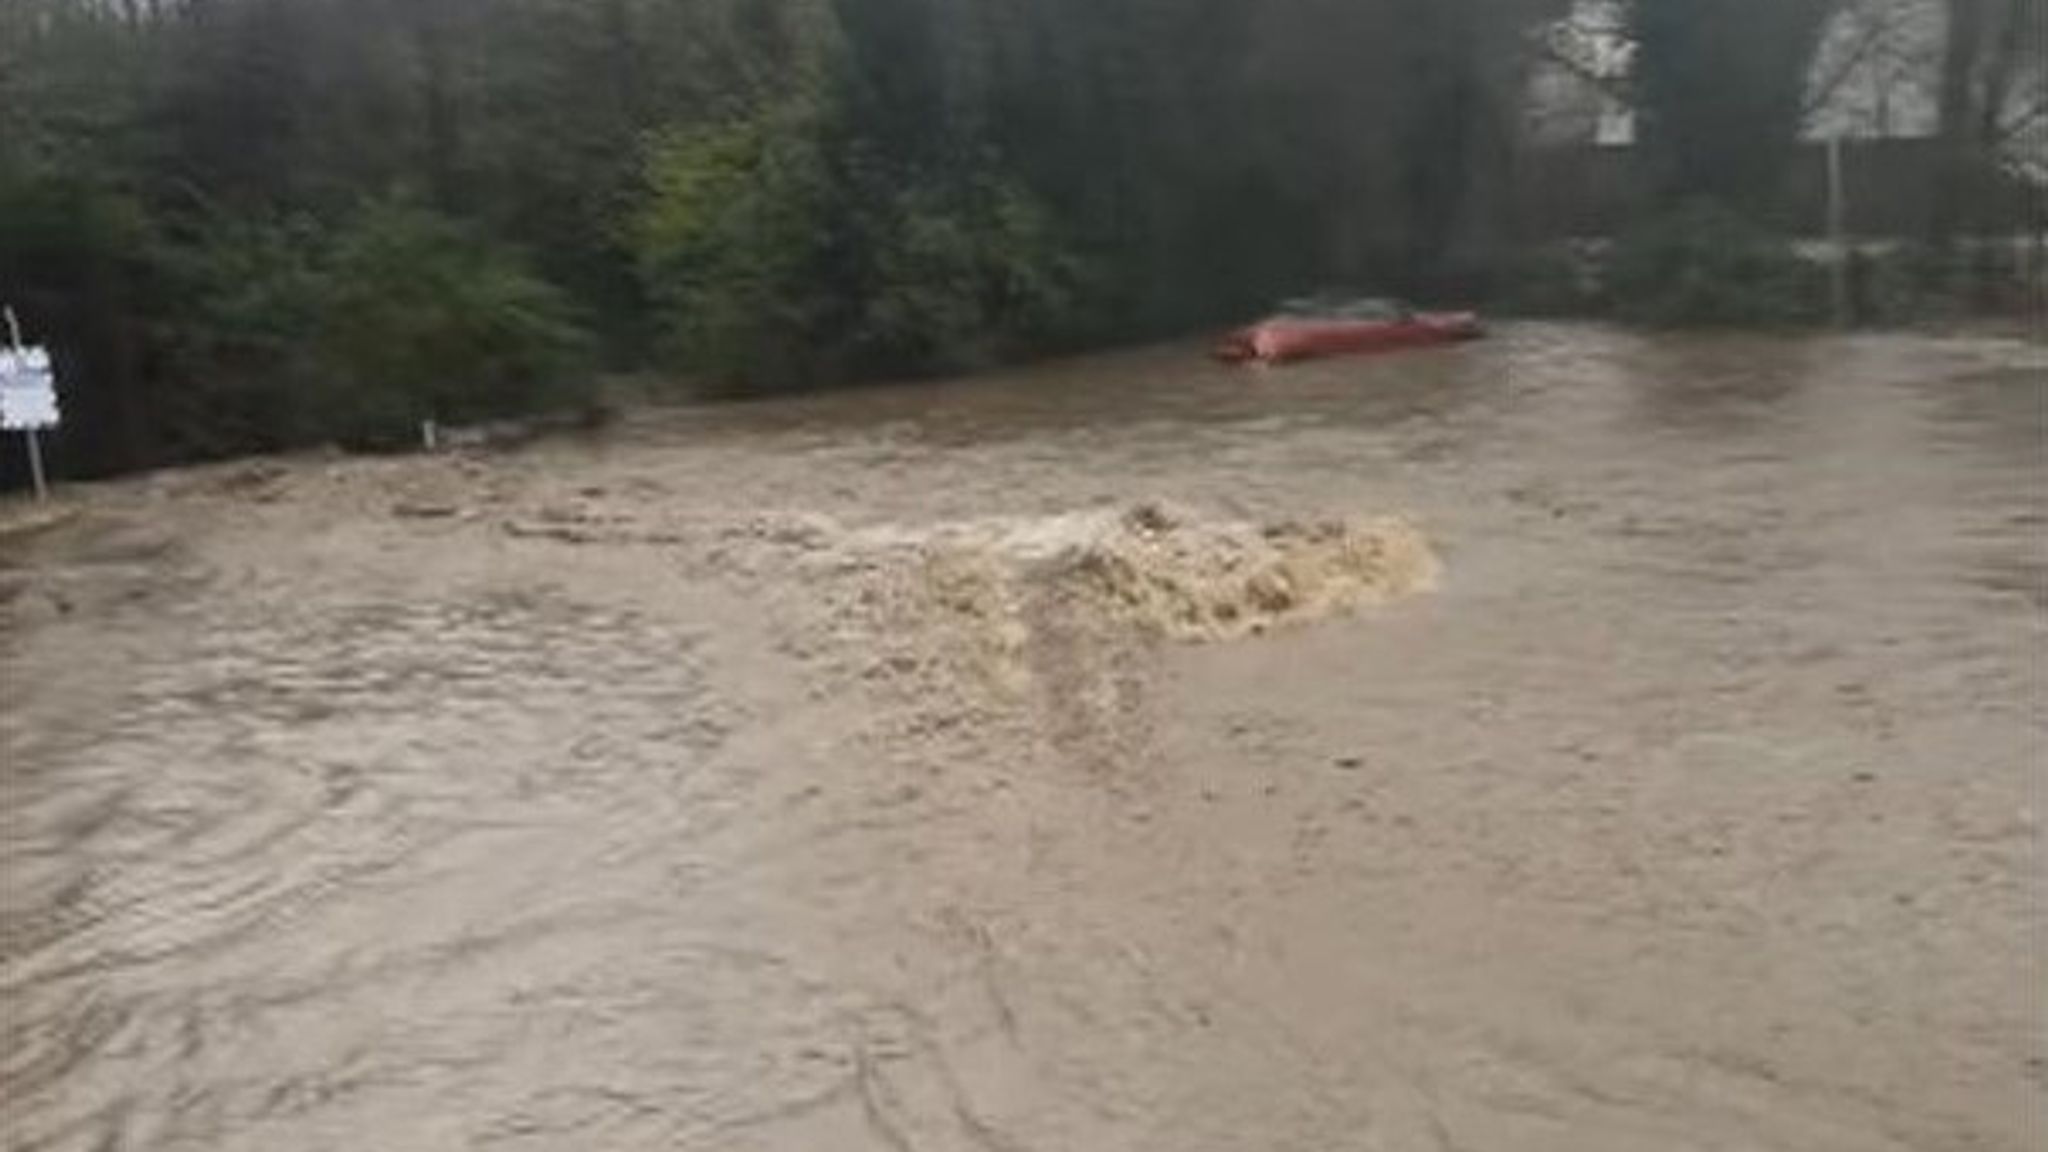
(392, 500, 462, 520)
(1023, 504, 1437, 642)
(820, 501, 1436, 644)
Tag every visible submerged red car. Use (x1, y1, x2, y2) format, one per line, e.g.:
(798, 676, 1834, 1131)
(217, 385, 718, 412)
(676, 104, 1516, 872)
(1214, 297, 1483, 365)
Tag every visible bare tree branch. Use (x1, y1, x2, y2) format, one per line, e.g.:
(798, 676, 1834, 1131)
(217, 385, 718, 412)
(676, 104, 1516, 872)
(1803, 2, 1908, 117)
(1998, 82, 2047, 137)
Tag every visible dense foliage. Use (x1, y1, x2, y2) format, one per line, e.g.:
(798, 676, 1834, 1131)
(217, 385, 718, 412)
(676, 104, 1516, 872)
(0, 0, 1574, 474)
(1, 0, 2036, 477)
(1608, 201, 1831, 326)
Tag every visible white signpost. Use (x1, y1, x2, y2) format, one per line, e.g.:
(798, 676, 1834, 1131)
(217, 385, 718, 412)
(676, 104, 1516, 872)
(1, 306, 59, 500)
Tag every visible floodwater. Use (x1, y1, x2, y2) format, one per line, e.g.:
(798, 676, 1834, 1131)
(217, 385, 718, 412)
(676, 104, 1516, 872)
(2, 324, 2042, 1151)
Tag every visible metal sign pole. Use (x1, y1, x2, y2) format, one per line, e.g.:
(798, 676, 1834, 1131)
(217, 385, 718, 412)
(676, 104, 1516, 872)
(24, 424, 47, 496)
(24, 428, 46, 501)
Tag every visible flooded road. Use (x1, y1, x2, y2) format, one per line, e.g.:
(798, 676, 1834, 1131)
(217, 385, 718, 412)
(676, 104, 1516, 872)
(3, 324, 2043, 1151)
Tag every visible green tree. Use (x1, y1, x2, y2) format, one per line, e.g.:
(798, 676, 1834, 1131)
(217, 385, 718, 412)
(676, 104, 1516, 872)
(635, 105, 845, 391)
(315, 199, 590, 446)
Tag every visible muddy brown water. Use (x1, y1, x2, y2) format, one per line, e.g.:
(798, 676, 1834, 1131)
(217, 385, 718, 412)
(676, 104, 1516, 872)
(2, 324, 2042, 1151)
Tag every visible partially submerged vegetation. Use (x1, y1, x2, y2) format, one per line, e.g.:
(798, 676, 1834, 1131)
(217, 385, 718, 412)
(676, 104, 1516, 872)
(168, 200, 591, 452)
(1510, 215, 2043, 328)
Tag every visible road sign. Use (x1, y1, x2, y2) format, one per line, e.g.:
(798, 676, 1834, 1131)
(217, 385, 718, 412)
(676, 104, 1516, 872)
(0, 346, 61, 431)
(2, 306, 56, 500)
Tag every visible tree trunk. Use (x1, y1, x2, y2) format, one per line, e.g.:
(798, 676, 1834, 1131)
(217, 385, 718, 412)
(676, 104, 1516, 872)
(1930, 0, 1986, 246)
